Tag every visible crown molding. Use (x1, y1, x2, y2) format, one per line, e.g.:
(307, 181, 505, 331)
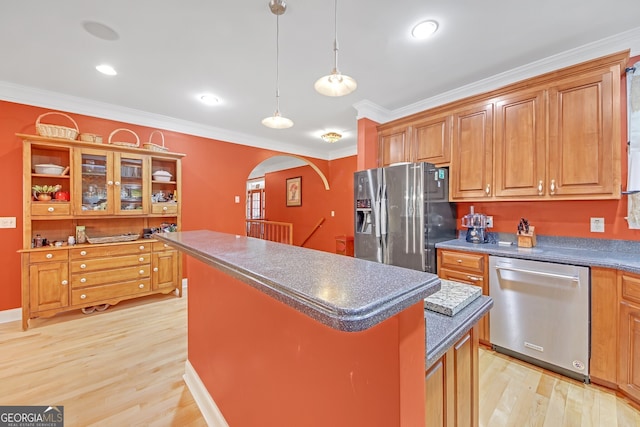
(0, 81, 333, 160)
(357, 26, 640, 124)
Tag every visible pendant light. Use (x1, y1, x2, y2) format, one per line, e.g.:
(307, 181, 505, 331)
(262, 0, 293, 129)
(314, 0, 357, 97)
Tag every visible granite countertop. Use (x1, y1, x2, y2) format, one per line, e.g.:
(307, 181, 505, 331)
(426, 295, 493, 369)
(436, 235, 640, 274)
(156, 230, 441, 332)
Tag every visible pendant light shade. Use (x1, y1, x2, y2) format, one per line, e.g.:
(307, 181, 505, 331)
(263, 0, 293, 129)
(314, 0, 357, 97)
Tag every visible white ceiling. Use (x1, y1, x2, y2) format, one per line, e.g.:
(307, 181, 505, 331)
(2, 1, 640, 160)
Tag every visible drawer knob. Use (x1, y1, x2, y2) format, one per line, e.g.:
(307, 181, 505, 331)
(46, 253, 53, 259)
(80, 294, 87, 299)
(456, 259, 462, 263)
(61, 280, 68, 286)
(139, 257, 145, 262)
(80, 250, 87, 256)
(80, 277, 87, 283)
(139, 283, 145, 289)
(153, 267, 159, 272)
(467, 275, 480, 281)
(139, 245, 145, 250)
(48, 207, 54, 212)
(162, 206, 168, 211)
(139, 269, 145, 275)
(80, 263, 87, 269)
(164, 243, 169, 248)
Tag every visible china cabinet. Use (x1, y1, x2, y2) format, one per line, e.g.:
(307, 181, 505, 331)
(19, 133, 185, 330)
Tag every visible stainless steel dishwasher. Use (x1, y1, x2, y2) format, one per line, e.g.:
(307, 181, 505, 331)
(489, 255, 590, 383)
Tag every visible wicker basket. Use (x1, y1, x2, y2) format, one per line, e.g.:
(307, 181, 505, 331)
(79, 133, 103, 143)
(86, 233, 140, 244)
(35, 112, 79, 140)
(108, 128, 140, 148)
(143, 130, 168, 152)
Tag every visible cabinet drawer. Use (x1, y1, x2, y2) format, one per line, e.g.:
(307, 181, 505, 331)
(71, 264, 150, 288)
(152, 203, 178, 214)
(439, 250, 485, 273)
(70, 254, 150, 273)
(30, 249, 69, 263)
(71, 279, 150, 305)
(152, 241, 175, 251)
(70, 242, 151, 259)
(438, 267, 485, 289)
(31, 202, 71, 216)
(621, 273, 640, 305)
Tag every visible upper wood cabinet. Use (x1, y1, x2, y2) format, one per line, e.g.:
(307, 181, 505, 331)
(450, 102, 493, 200)
(376, 50, 627, 202)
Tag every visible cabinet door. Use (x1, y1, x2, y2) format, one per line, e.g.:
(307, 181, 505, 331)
(548, 65, 620, 198)
(494, 89, 546, 198)
(114, 152, 149, 215)
(619, 300, 640, 401)
(152, 250, 179, 291)
(450, 103, 493, 200)
(75, 149, 114, 215)
(379, 126, 410, 167)
(151, 156, 179, 217)
(414, 114, 451, 165)
(29, 261, 68, 312)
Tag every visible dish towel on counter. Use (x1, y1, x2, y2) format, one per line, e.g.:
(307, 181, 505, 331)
(627, 62, 640, 228)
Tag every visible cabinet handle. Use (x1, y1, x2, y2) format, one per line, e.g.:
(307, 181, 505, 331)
(456, 259, 462, 263)
(139, 245, 145, 250)
(139, 269, 145, 275)
(164, 244, 169, 248)
(46, 253, 53, 259)
(80, 263, 87, 269)
(80, 250, 87, 256)
(47, 207, 54, 213)
(466, 275, 481, 281)
(80, 278, 87, 283)
(139, 283, 145, 289)
(80, 294, 87, 299)
(485, 184, 491, 196)
(115, 181, 120, 186)
(153, 267, 159, 272)
(61, 280, 68, 286)
(538, 180, 543, 195)
(139, 257, 145, 262)
(162, 206, 168, 211)
(550, 179, 556, 195)
(108, 180, 114, 185)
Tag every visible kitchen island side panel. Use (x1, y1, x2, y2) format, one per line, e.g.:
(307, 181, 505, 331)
(186, 256, 426, 427)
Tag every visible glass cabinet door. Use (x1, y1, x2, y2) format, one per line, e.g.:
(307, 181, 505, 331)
(78, 150, 111, 214)
(115, 153, 148, 214)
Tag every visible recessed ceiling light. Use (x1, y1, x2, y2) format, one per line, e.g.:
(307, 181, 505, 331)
(411, 20, 439, 39)
(96, 64, 117, 76)
(198, 94, 220, 106)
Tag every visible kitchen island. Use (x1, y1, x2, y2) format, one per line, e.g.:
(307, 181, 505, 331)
(157, 230, 491, 426)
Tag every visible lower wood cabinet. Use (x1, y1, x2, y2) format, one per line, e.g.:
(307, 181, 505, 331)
(425, 326, 479, 427)
(21, 239, 180, 330)
(618, 272, 640, 402)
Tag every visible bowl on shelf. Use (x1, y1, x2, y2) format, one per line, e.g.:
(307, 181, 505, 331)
(152, 170, 172, 182)
(34, 164, 65, 175)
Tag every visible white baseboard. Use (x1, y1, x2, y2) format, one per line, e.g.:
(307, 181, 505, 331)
(0, 308, 21, 324)
(183, 360, 228, 427)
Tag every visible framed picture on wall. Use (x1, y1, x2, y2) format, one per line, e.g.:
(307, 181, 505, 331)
(286, 176, 302, 207)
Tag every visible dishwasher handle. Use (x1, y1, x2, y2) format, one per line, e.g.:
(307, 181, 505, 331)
(495, 264, 580, 282)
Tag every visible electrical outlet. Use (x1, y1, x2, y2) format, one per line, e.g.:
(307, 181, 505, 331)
(0, 217, 16, 228)
(590, 217, 605, 233)
(331, 211, 335, 217)
(234, 196, 240, 203)
(486, 216, 493, 228)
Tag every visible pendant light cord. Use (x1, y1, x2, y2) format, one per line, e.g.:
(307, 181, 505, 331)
(332, 0, 339, 74)
(275, 13, 281, 113)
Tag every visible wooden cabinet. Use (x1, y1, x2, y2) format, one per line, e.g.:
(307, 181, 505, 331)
(425, 326, 479, 427)
(437, 250, 490, 345)
(379, 125, 409, 167)
(619, 272, 640, 402)
(590, 267, 619, 388)
(450, 103, 493, 200)
(20, 133, 185, 330)
(413, 113, 452, 165)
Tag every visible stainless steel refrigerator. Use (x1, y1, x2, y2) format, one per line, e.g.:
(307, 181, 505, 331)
(354, 162, 456, 273)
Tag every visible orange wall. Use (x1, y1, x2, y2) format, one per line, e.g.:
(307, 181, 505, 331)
(0, 100, 357, 311)
(265, 156, 356, 251)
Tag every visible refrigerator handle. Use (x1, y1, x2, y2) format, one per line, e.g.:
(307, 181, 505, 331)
(380, 182, 388, 237)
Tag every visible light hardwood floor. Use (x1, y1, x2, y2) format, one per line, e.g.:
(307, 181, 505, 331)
(1, 294, 639, 426)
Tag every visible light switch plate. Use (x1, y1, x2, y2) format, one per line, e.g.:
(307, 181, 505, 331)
(590, 217, 605, 233)
(0, 217, 16, 228)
